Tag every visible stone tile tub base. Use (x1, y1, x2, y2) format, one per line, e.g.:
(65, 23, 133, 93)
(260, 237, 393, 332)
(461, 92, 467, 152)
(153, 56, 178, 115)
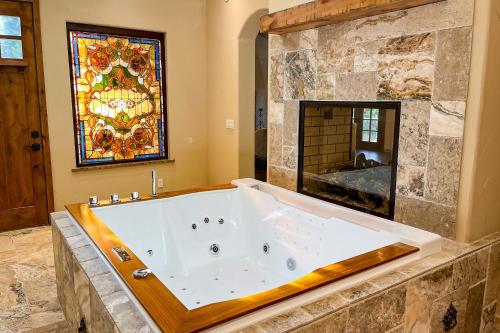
(52, 211, 500, 333)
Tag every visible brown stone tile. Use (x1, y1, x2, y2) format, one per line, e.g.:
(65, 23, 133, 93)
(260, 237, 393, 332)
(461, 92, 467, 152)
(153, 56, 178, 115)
(485, 242, 500, 306)
(429, 285, 469, 333)
(354, 39, 382, 72)
(90, 284, 115, 333)
(51, 211, 70, 221)
(377, 33, 435, 100)
(270, 54, 284, 102)
(317, 74, 335, 100)
(268, 166, 297, 191)
(339, 282, 380, 303)
(404, 265, 453, 332)
(335, 71, 378, 101)
(66, 234, 89, 250)
(359, 0, 473, 39)
(59, 225, 80, 238)
(465, 281, 486, 333)
(368, 271, 409, 290)
(481, 301, 497, 333)
(425, 136, 462, 206)
(102, 291, 152, 332)
(283, 101, 299, 146)
(394, 195, 455, 239)
(317, 22, 355, 74)
(396, 165, 425, 198)
(53, 216, 73, 228)
(80, 257, 110, 279)
(397, 100, 430, 168)
(268, 123, 283, 167)
(441, 238, 474, 257)
(268, 101, 284, 125)
(452, 248, 489, 289)
(90, 272, 123, 298)
(282, 32, 300, 51)
(291, 309, 348, 333)
(60, 236, 77, 330)
(73, 259, 91, 332)
(284, 49, 317, 100)
(282, 145, 297, 169)
(346, 286, 406, 333)
(386, 325, 403, 333)
(299, 29, 318, 50)
(301, 294, 348, 318)
(259, 308, 313, 333)
(469, 233, 500, 251)
(72, 245, 99, 263)
(429, 101, 465, 137)
(234, 325, 267, 333)
(433, 27, 472, 101)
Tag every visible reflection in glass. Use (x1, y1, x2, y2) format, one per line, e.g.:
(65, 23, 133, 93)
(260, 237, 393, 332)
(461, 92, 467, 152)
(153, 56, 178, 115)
(0, 39, 23, 59)
(0, 15, 21, 36)
(299, 103, 400, 219)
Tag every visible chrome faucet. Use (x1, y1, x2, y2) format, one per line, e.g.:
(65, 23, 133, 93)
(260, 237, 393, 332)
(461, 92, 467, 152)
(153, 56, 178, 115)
(152, 170, 158, 197)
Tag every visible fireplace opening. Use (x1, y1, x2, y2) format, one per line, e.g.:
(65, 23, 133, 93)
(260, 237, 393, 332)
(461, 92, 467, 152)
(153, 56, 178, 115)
(297, 101, 401, 219)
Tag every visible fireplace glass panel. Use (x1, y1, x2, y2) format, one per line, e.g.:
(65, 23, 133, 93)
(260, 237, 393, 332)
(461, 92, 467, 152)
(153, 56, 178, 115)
(298, 102, 401, 219)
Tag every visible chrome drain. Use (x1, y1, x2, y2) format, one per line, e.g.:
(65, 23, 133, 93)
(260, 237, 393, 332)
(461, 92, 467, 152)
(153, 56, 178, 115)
(209, 243, 221, 256)
(286, 258, 296, 271)
(263, 242, 270, 254)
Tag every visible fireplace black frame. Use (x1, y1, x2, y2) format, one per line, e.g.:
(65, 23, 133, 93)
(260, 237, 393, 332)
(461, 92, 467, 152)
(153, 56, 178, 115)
(297, 101, 401, 220)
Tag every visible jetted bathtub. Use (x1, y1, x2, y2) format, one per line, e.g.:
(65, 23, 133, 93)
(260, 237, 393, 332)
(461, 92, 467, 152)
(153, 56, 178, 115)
(66, 178, 441, 332)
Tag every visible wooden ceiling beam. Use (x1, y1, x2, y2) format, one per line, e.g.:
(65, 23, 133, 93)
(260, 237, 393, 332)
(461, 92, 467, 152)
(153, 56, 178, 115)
(260, 0, 445, 35)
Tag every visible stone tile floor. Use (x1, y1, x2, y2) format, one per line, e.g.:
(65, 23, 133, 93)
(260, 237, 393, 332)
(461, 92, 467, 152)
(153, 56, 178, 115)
(0, 226, 69, 333)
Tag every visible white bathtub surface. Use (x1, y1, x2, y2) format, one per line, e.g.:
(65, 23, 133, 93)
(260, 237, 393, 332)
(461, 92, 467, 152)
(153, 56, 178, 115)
(91, 179, 441, 310)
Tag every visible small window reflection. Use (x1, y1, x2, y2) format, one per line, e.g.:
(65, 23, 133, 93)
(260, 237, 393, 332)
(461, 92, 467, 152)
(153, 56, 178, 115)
(0, 15, 21, 36)
(0, 39, 23, 59)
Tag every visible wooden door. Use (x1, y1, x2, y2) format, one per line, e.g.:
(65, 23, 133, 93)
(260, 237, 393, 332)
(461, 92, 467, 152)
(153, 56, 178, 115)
(0, 0, 51, 231)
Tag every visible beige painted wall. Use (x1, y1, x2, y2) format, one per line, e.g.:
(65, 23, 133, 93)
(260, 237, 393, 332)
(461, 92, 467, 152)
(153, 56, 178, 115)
(40, 0, 208, 210)
(206, 0, 268, 184)
(457, 0, 500, 242)
(269, 0, 309, 12)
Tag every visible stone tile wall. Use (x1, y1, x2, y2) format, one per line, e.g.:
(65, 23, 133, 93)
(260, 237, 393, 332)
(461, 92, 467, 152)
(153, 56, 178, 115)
(267, 0, 474, 239)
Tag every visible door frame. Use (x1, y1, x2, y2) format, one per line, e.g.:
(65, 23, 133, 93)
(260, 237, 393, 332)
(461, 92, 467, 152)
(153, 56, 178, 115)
(3, 0, 54, 215)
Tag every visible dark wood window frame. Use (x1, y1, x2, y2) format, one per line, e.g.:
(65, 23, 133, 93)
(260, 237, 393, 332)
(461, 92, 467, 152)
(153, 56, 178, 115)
(66, 23, 169, 168)
(297, 101, 401, 220)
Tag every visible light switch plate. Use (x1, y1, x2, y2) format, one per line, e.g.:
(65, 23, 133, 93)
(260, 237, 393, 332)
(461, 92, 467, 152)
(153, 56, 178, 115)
(225, 119, 235, 129)
(157, 178, 164, 188)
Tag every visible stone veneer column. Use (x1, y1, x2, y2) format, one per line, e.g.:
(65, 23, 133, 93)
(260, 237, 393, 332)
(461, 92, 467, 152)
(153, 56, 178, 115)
(267, 0, 475, 239)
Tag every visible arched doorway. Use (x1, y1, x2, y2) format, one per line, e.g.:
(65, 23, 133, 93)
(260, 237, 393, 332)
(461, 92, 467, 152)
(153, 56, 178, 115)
(238, 8, 268, 180)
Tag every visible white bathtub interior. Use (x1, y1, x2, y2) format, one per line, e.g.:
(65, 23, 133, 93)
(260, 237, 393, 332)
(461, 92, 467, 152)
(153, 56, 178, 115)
(90, 179, 441, 311)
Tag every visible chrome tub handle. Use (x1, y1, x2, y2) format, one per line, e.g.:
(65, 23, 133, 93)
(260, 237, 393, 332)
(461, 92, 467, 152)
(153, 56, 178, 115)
(132, 268, 152, 279)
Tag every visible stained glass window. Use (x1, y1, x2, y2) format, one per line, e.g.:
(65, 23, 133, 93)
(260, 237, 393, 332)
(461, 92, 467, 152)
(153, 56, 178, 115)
(67, 24, 167, 166)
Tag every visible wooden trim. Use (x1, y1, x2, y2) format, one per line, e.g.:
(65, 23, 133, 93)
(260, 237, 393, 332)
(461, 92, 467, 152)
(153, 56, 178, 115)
(260, 0, 445, 34)
(0, 58, 27, 66)
(31, 0, 54, 216)
(66, 183, 418, 332)
(71, 158, 175, 173)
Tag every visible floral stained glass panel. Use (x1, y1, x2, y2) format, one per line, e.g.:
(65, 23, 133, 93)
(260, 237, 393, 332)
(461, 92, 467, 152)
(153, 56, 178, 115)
(68, 25, 167, 166)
